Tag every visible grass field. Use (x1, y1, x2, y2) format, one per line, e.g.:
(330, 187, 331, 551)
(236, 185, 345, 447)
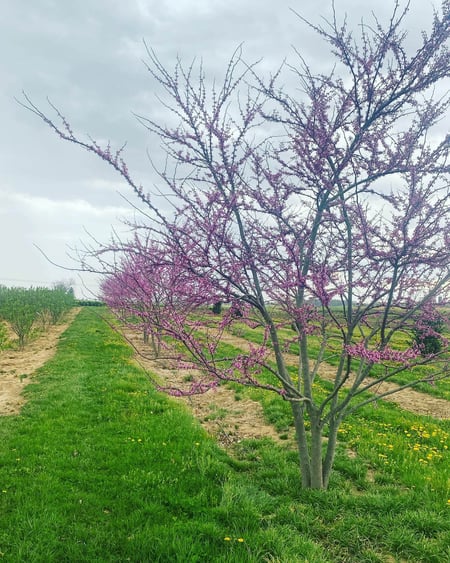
(229, 320, 450, 402)
(0, 308, 449, 562)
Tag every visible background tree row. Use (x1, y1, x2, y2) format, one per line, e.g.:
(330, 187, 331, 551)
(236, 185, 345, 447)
(0, 284, 75, 350)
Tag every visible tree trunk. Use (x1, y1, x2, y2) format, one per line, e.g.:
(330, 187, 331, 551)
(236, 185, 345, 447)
(310, 415, 324, 489)
(291, 403, 329, 489)
(323, 419, 340, 489)
(291, 401, 312, 488)
(151, 331, 161, 358)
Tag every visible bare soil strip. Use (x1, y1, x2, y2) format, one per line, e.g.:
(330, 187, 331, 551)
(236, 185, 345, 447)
(0, 308, 80, 416)
(122, 328, 284, 445)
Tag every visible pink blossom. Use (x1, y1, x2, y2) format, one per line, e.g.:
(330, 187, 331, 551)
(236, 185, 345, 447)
(345, 343, 420, 364)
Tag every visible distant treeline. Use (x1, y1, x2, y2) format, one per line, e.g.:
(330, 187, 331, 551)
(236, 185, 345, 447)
(76, 299, 105, 307)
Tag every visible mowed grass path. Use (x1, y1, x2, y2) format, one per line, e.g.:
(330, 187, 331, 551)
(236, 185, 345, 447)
(0, 308, 449, 562)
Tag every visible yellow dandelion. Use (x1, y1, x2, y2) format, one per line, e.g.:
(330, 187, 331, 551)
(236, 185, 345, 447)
(237, 538, 245, 543)
(224, 537, 231, 541)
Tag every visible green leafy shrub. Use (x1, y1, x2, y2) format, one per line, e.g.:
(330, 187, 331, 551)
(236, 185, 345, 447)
(413, 317, 445, 357)
(212, 301, 222, 315)
(0, 320, 8, 350)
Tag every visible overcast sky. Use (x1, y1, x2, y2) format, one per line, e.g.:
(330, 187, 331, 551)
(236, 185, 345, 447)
(0, 0, 441, 297)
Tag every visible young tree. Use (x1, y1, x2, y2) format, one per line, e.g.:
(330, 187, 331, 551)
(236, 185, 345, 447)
(0, 287, 42, 349)
(100, 244, 169, 357)
(412, 304, 446, 357)
(0, 319, 8, 351)
(22, 1, 450, 489)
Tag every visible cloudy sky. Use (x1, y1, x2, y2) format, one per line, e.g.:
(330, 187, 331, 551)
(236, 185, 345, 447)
(0, 0, 440, 297)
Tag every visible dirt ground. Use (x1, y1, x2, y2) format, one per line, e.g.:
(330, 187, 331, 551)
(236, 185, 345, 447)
(1, 312, 448, 447)
(122, 328, 285, 446)
(0, 308, 80, 416)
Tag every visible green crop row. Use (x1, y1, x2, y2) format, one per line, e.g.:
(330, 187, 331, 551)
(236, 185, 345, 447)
(0, 285, 75, 349)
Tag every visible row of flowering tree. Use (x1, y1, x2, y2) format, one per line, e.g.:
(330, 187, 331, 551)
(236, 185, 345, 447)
(100, 235, 226, 359)
(23, 1, 450, 489)
(0, 285, 75, 349)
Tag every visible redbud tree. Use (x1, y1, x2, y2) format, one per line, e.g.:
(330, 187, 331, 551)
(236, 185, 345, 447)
(23, 1, 450, 489)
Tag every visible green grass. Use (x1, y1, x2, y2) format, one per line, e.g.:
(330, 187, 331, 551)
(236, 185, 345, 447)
(230, 321, 450, 401)
(0, 308, 449, 562)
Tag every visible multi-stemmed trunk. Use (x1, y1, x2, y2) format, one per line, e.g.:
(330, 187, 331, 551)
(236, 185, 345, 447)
(291, 402, 339, 490)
